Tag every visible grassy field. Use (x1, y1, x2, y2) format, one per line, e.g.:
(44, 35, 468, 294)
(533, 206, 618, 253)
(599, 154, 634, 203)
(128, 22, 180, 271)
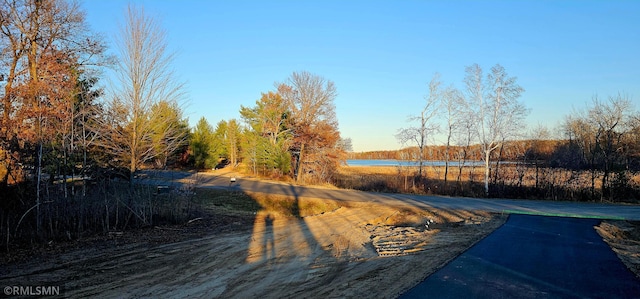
(335, 164, 487, 196)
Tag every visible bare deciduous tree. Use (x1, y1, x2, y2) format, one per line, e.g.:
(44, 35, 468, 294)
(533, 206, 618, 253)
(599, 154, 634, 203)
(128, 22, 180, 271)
(465, 64, 527, 196)
(588, 95, 632, 201)
(396, 73, 441, 177)
(96, 4, 185, 177)
(561, 94, 635, 201)
(440, 84, 465, 190)
(527, 124, 552, 189)
(337, 137, 353, 152)
(453, 100, 478, 186)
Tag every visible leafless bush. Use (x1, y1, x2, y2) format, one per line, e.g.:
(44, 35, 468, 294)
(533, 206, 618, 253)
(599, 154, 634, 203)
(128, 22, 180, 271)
(1, 175, 199, 253)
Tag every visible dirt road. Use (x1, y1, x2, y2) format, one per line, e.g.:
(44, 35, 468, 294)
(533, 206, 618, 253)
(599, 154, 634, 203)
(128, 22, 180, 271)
(145, 170, 640, 221)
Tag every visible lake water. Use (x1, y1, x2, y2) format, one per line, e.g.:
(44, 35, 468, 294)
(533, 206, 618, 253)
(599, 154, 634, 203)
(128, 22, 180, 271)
(346, 159, 485, 167)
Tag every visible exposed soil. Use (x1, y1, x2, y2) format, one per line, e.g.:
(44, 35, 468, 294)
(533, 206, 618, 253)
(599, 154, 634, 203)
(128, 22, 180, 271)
(596, 220, 640, 279)
(0, 194, 506, 298)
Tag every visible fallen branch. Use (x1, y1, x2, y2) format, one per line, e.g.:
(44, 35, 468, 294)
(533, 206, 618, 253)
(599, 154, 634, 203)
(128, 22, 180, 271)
(187, 217, 203, 224)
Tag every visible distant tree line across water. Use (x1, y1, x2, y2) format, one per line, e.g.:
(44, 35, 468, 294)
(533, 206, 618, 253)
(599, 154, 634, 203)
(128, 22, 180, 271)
(347, 140, 566, 166)
(0, 0, 638, 252)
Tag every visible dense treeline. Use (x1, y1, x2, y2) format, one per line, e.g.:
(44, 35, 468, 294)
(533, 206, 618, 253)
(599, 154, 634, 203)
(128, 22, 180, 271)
(0, 1, 346, 250)
(190, 71, 347, 183)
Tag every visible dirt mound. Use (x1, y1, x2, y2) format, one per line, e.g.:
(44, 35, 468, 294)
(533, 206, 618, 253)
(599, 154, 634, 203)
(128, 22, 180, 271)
(596, 220, 640, 279)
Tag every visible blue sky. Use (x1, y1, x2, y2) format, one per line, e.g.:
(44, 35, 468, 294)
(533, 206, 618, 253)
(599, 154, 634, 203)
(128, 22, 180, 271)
(82, 0, 640, 152)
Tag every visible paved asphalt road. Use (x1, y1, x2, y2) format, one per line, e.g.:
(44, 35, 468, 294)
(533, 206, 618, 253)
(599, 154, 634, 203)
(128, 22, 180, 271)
(400, 214, 640, 299)
(141, 170, 640, 221)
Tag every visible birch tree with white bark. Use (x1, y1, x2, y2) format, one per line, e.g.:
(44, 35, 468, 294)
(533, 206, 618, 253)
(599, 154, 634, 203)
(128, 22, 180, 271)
(464, 64, 527, 196)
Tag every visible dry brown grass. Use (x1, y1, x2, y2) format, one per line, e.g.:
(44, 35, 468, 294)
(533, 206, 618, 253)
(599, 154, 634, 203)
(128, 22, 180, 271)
(339, 165, 485, 182)
(248, 191, 342, 217)
(336, 164, 640, 202)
